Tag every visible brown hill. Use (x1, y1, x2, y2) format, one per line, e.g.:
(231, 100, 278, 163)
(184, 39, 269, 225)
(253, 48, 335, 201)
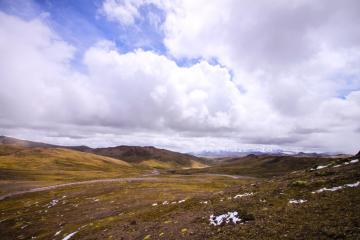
(173, 154, 338, 178)
(85, 146, 208, 169)
(0, 136, 56, 148)
(0, 136, 207, 169)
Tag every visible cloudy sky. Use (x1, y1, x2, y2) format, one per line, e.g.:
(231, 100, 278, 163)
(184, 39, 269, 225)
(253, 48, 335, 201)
(0, 0, 359, 154)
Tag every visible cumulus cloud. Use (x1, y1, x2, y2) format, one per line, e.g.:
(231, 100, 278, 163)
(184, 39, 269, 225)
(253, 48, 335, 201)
(1, 11, 275, 151)
(1, 0, 360, 154)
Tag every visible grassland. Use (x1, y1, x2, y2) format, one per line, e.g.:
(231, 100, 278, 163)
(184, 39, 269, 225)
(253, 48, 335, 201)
(0, 142, 359, 239)
(171, 154, 335, 178)
(0, 145, 143, 194)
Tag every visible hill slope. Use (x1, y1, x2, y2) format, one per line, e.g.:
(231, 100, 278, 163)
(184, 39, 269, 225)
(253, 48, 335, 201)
(173, 154, 338, 177)
(0, 144, 142, 194)
(86, 146, 208, 169)
(0, 136, 56, 148)
(0, 136, 207, 169)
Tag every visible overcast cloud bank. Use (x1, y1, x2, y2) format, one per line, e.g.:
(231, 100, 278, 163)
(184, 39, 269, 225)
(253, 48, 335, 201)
(0, 0, 359, 153)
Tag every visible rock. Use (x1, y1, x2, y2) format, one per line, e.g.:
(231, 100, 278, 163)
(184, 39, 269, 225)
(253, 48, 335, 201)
(242, 213, 255, 221)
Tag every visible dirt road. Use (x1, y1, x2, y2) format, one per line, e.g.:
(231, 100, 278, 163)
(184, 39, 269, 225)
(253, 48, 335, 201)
(0, 177, 159, 201)
(0, 173, 252, 201)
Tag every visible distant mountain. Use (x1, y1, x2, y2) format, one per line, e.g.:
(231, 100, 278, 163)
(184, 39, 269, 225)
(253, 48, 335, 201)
(0, 136, 207, 169)
(192, 149, 292, 158)
(192, 149, 347, 158)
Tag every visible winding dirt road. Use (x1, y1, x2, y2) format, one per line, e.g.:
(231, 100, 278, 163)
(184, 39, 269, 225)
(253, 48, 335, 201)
(0, 177, 159, 201)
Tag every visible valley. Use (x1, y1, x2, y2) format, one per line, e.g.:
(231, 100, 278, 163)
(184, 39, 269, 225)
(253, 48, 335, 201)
(0, 137, 359, 239)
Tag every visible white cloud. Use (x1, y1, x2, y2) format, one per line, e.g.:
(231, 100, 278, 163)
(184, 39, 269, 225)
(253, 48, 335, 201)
(1, 0, 360, 154)
(101, 0, 142, 26)
(100, 0, 168, 26)
(1, 11, 278, 152)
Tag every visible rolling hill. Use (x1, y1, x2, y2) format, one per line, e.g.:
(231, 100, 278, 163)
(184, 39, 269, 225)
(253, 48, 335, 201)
(0, 144, 143, 194)
(172, 154, 340, 178)
(84, 146, 208, 169)
(0, 136, 208, 169)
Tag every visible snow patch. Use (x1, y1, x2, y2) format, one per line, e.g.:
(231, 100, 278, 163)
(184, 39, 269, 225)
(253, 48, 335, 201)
(332, 159, 359, 168)
(311, 164, 331, 171)
(312, 181, 360, 194)
(346, 181, 360, 188)
(234, 192, 254, 199)
(152, 199, 186, 207)
(47, 199, 59, 208)
(209, 211, 242, 226)
(62, 231, 78, 240)
(289, 199, 307, 204)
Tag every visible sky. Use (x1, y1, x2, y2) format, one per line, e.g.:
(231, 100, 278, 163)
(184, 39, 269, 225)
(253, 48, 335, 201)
(0, 0, 359, 154)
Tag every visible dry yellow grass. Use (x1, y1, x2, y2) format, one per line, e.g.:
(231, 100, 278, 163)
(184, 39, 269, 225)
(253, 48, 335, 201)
(0, 145, 142, 187)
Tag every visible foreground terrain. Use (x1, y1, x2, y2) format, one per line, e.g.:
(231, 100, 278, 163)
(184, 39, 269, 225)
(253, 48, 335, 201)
(0, 137, 359, 239)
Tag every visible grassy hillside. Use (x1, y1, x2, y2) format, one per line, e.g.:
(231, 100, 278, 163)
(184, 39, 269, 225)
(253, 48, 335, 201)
(88, 146, 208, 169)
(0, 136, 57, 148)
(0, 145, 143, 194)
(172, 154, 336, 178)
(0, 136, 208, 170)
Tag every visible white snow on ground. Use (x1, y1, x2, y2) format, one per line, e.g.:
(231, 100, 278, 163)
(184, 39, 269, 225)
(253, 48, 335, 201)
(47, 199, 59, 208)
(332, 159, 359, 168)
(346, 181, 360, 187)
(311, 164, 330, 171)
(312, 159, 359, 170)
(317, 165, 329, 170)
(152, 199, 186, 207)
(289, 199, 307, 204)
(62, 231, 78, 240)
(209, 211, 242, 226)
(312, 181, 360, 193)
(234, 192, 254, 199)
